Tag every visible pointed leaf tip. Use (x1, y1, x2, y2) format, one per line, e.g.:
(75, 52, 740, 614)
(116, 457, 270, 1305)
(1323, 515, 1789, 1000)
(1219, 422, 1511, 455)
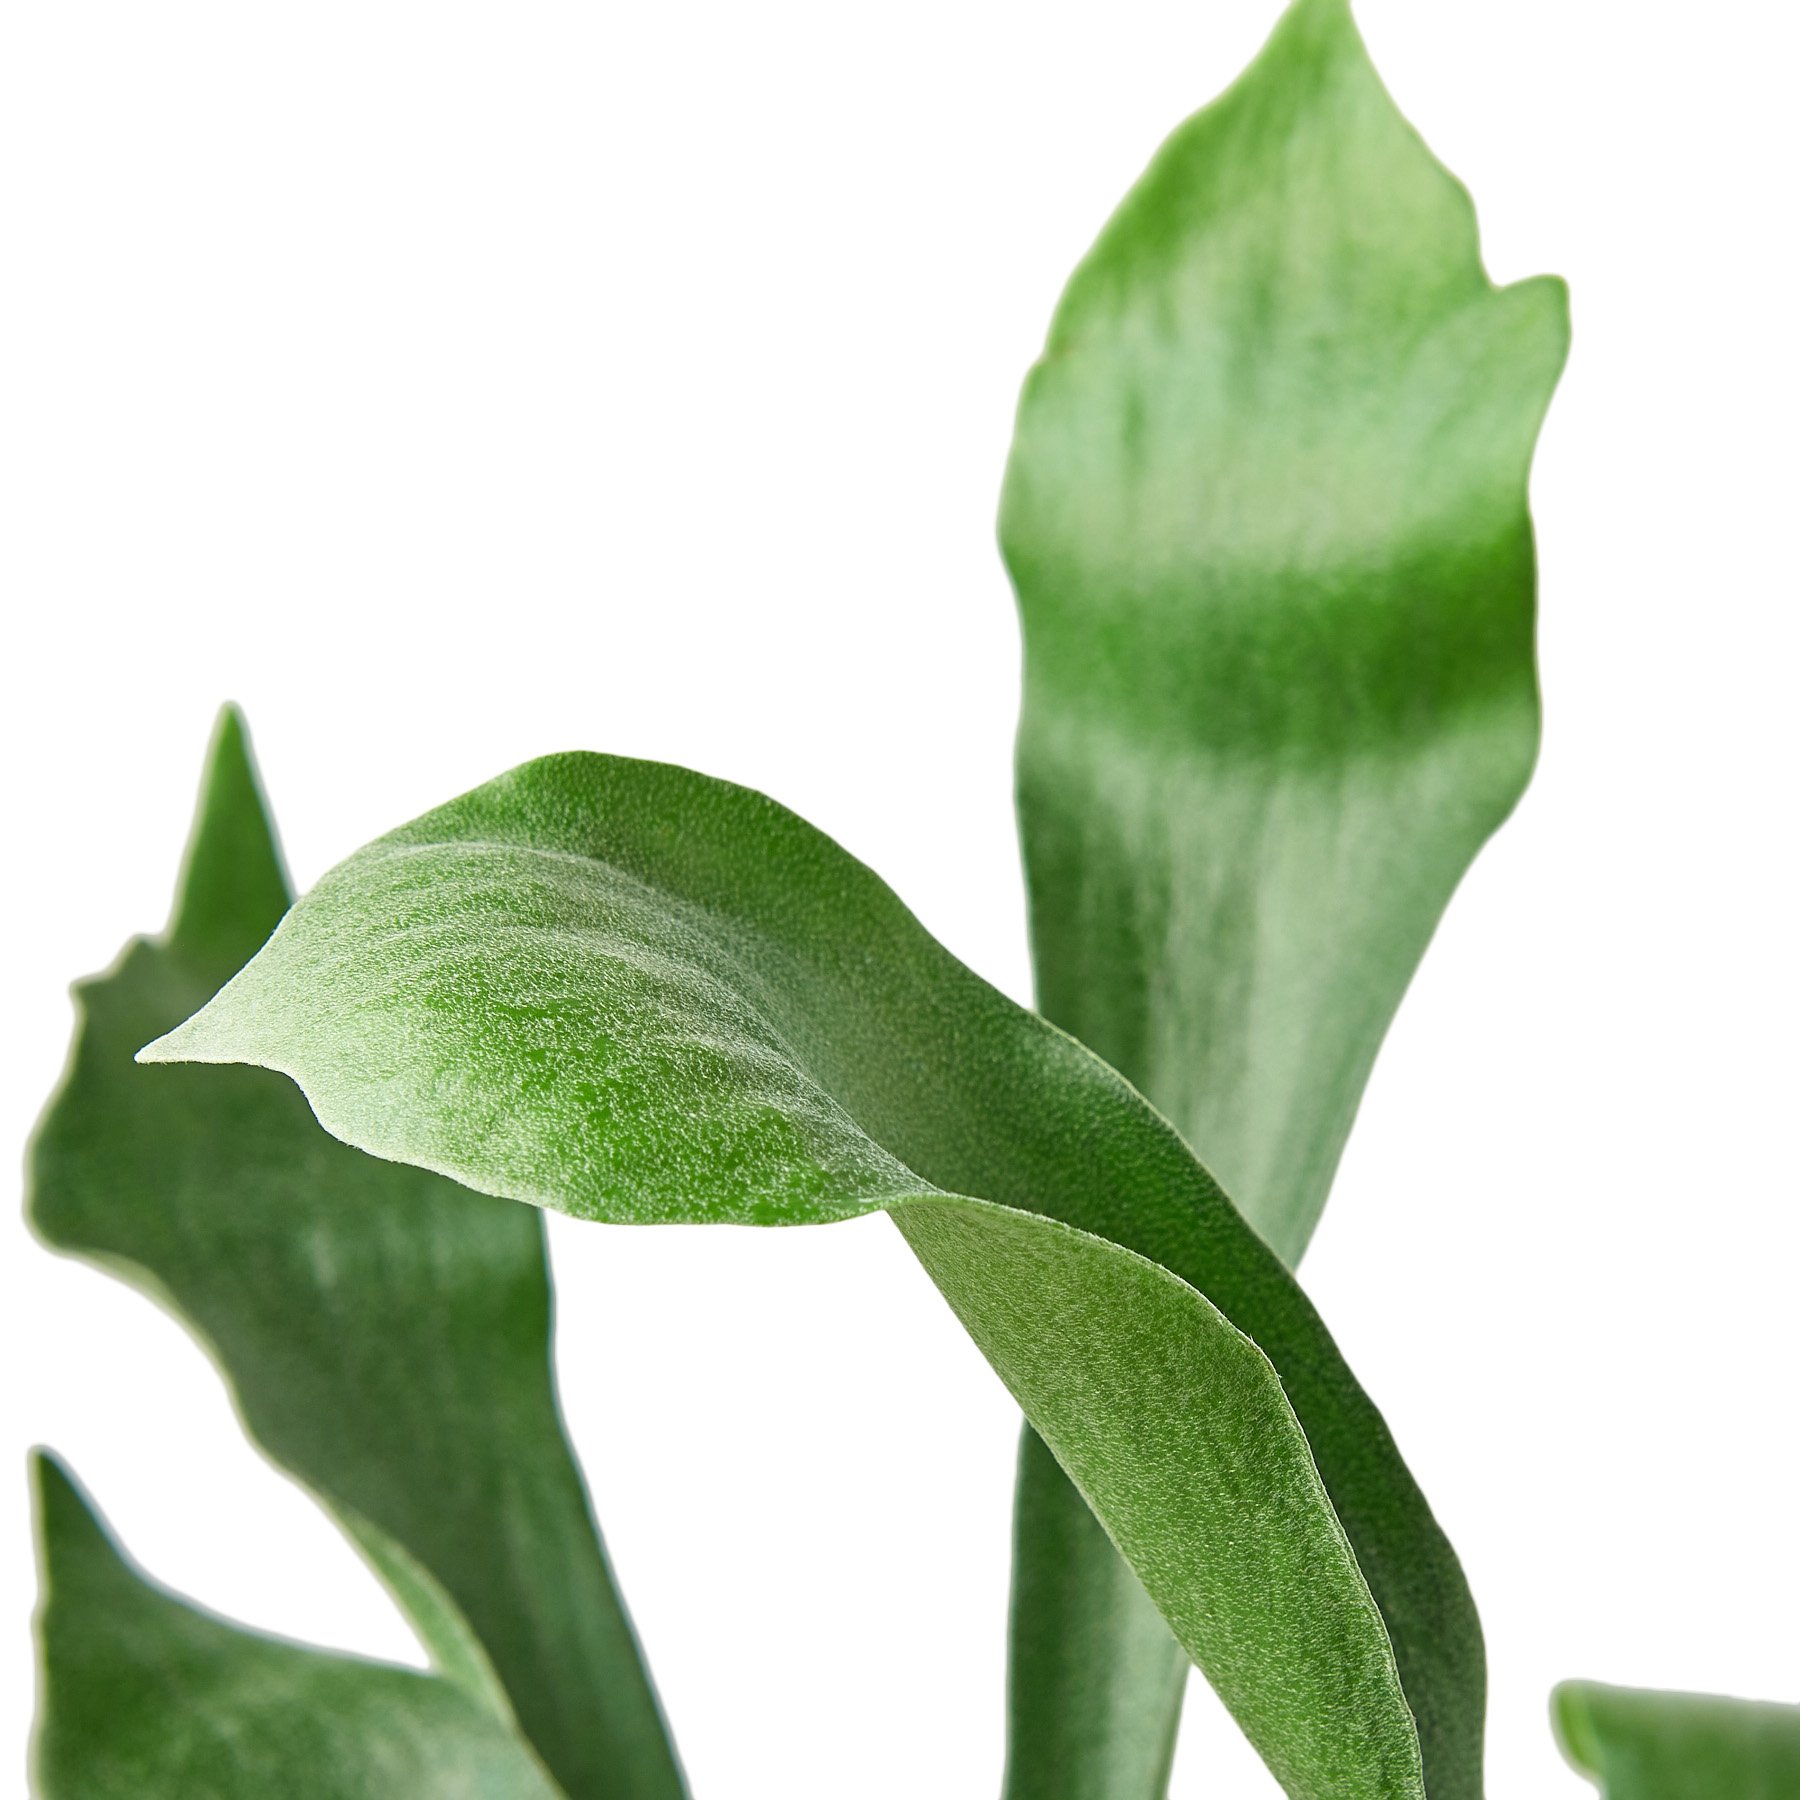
(37, 738, 687, 1798)
(133, 1013, 213, 1065)
(31, 1449, 131, 1600)
(29, 1449, 84, 1538)
(164, 707, 291, 973)
(132, 970, 277, 1069)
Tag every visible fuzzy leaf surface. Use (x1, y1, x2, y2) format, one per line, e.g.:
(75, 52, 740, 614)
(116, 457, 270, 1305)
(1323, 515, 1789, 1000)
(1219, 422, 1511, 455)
(147, 749, 1485, 1800)
(30, 710, 682, 1800)
(1005, 0, 1568, 1262)
(31, 1454, 564, 1800)
(999, 0, 1568, 1789)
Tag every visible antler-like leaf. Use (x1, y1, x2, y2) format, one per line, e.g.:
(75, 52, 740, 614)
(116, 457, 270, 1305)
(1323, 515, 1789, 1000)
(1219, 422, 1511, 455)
(999, 0, 1567, 1789)
(29, 710, 683, 1800)
(147, 748, 1483, 1800)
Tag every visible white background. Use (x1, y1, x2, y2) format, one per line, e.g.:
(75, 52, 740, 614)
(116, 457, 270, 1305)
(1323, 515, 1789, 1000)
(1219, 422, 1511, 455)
(3, 0, 1796, 1793)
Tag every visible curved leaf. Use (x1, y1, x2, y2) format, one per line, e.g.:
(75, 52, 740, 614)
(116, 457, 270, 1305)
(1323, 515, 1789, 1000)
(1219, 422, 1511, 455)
(999, 0, 1568, 1788)
(30, 1453, 563, 1800)
(147, 749, 1483, 1800)
(1554, 1681, 1800, 1799)
(29, 710, 683, 1800)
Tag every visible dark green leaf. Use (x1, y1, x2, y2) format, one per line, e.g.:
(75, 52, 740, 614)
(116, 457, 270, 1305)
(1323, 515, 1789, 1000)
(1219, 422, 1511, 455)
(999, 0, 1568, 1789)
(30, 1452, 563, 1800)
(147, 749, 1483, 1800)
(29, 710, 683, 1800)
(1554, 1681, 1800, 1799)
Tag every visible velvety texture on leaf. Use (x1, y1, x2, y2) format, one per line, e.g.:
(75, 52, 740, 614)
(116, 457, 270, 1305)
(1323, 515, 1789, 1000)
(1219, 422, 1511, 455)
(1004, 1428, 1187, 1800)
(29, 710, 682, 1800)
(148, 750, 1483, 1800)
(1554, 1682, 1800, 1799)
(1005, 1445, 1189, 1800)
(1005, 0, 1568, 1263)
(999, 0, 1568, 1790)
(30, 1453, 564, 1800)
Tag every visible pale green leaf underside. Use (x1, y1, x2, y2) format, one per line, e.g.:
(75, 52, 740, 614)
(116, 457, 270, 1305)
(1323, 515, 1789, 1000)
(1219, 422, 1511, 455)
(29, 710, 682, 1800)
(31, 1454, 562, 1800)
(1001, 0, 1567, 1790)
(1554, 1682, 1800, 1799)
(148, 749, 1483, 1800)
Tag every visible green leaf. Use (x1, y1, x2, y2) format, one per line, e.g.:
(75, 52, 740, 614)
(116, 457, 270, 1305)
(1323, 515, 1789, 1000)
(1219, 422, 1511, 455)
(30, 1452, 563, 1800)
(999, 0, 1568, 1789)
(1554, 1682, 1800, 1799)
(146, 750, 1483, 1800)
(28, 710, 683, 1800)
(1007, 0, 1569, 1291)
(1003, 1428, 1187, 1800)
